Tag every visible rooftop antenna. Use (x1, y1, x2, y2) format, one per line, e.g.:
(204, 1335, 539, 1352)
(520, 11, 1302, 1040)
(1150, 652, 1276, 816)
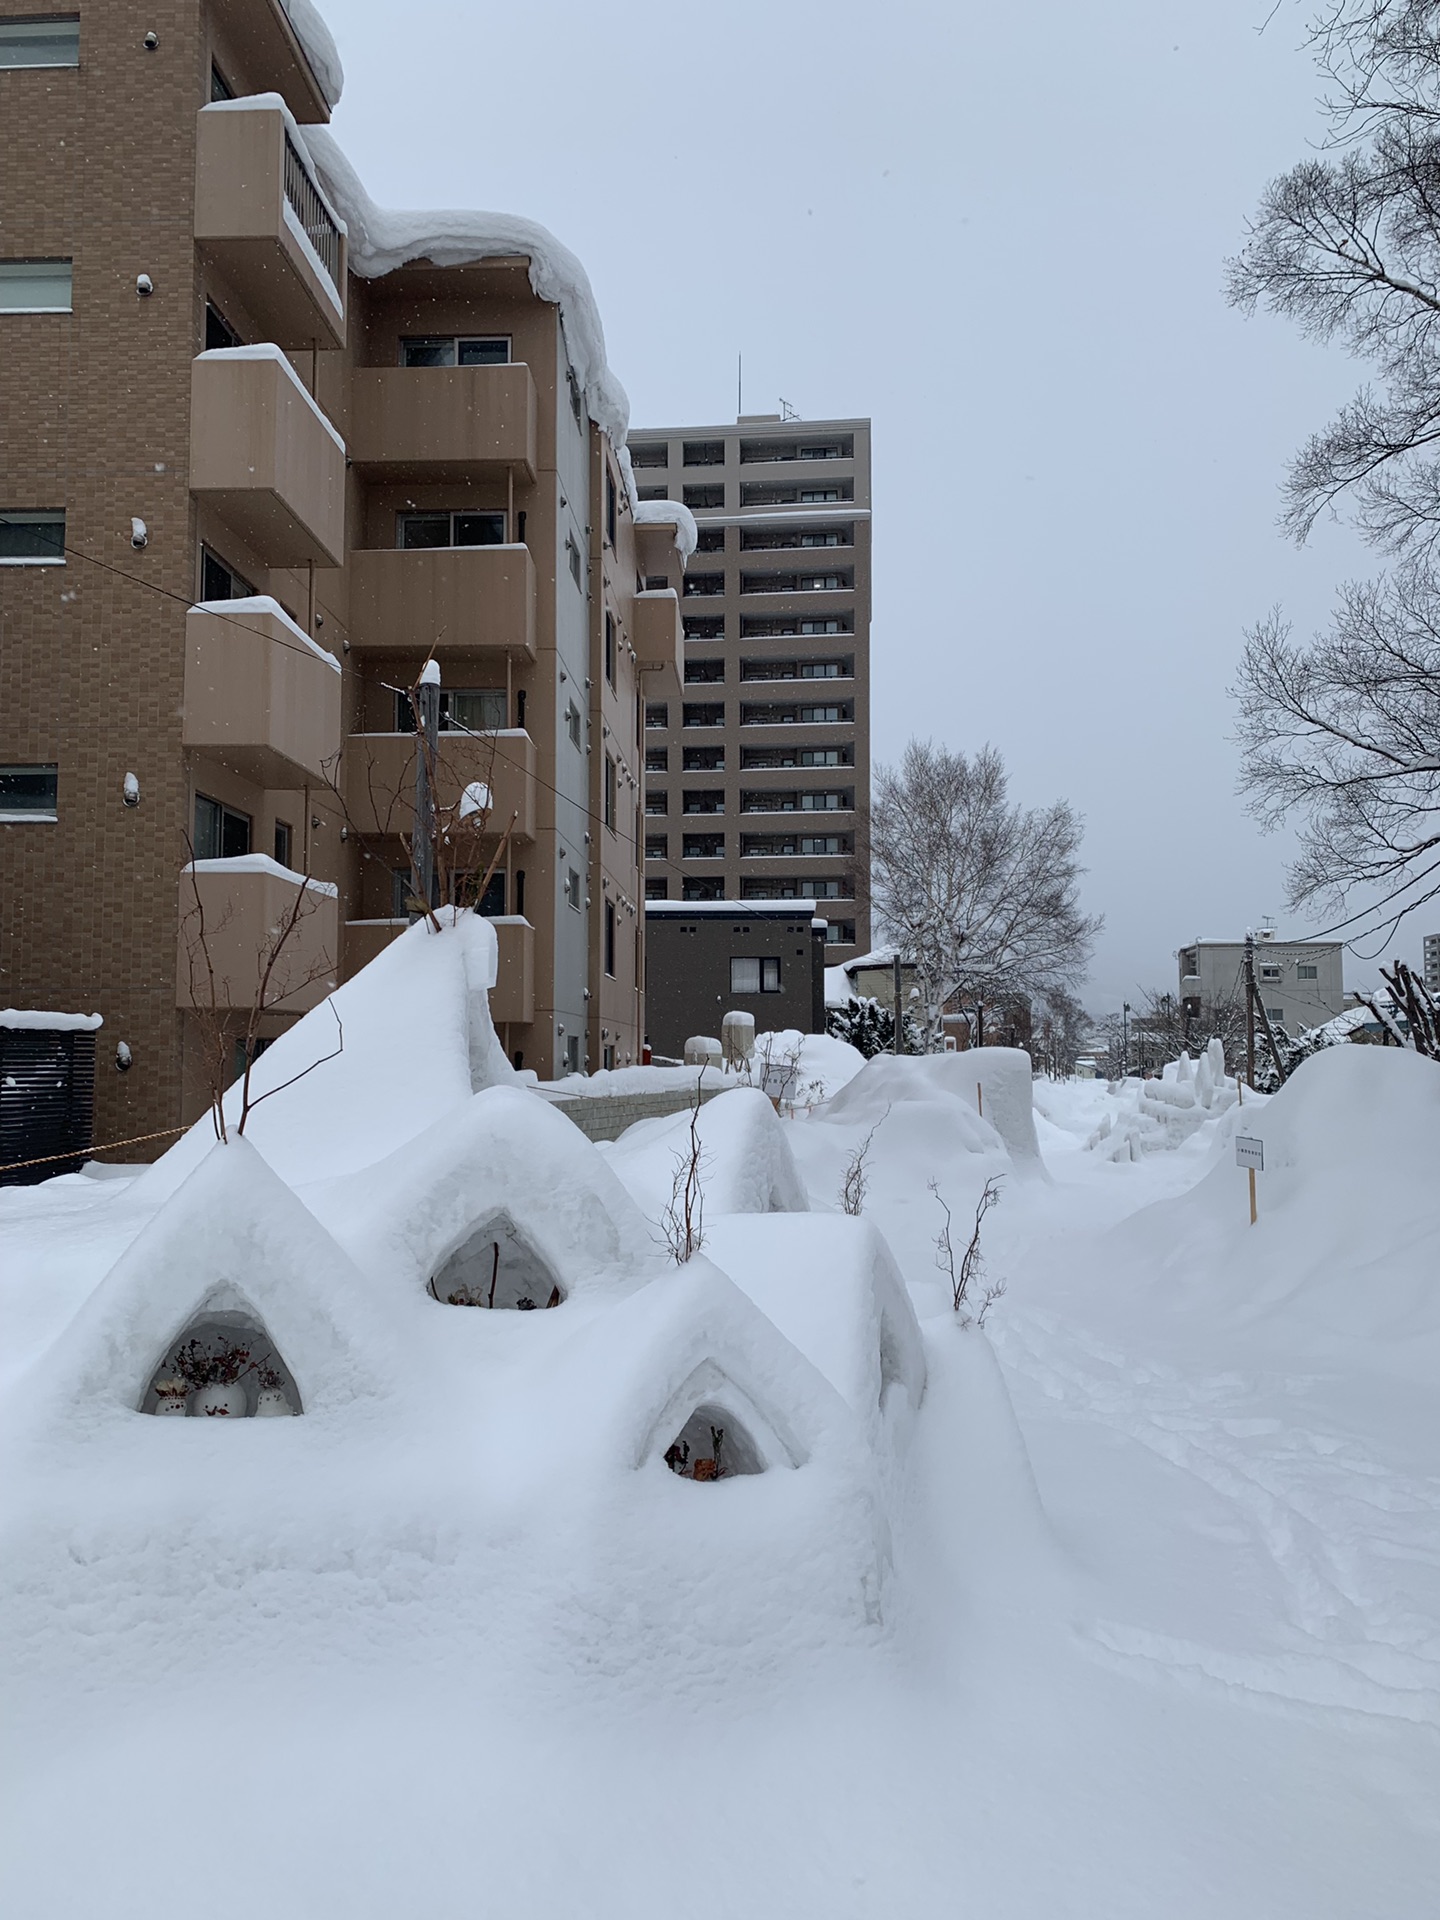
(779, 396, 800, 422)
(737, 351, 743, 418)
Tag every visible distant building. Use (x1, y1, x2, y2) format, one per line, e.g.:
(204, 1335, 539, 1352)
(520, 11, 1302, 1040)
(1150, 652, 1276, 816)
(643, 901, 827, 1060)
(1177, 931, 1345, 1036)
(1424, 933, 1439, 994)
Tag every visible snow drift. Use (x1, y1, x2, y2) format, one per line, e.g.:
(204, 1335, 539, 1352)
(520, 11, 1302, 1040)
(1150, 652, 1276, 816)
(602, 1086, 810, 1223)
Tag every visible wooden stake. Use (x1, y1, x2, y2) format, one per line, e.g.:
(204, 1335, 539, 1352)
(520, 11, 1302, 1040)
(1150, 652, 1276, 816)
(976, 1082, 983, 1117)
(1248, 1166, 1257, 1226)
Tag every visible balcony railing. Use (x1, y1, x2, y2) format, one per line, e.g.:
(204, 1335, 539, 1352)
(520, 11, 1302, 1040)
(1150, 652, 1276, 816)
(347, 364, 538, 480)
(283, 131, 342, 286)
(183, 599, 342, 787)
(348, 545, 536, 658)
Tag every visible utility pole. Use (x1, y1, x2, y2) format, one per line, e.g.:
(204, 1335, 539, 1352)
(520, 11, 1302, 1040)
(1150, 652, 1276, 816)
(1122, 1000, 1130, 1077)
(411, 659, 441, 919)
(892, 951, 903, 1055)
(1244, 930, 1257, 1089)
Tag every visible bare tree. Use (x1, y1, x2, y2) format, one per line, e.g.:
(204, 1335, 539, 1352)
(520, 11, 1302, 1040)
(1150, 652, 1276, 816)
(839, 1107, 889, 1215)
(1228, 3, 1440, 930)
(870, 741, 1100, 1047)
(660, 1077, 708, 1263)
(930, 1175, 1005, 1324)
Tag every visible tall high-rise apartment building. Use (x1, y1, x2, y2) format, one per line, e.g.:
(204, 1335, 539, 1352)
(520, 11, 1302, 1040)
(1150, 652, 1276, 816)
(625, 415, 871, 956)
(0, 0, 687, 1156)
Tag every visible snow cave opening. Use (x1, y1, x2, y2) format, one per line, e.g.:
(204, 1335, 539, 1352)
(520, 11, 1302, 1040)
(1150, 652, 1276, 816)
(141, 1305, 302, 1418)
(429, 1212, 565, 1311)
(663, 1402, 764, 1480)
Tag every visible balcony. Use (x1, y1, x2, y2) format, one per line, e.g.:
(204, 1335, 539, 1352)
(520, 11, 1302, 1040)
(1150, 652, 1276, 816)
(176, 858, 339, 1013)
(194, 99, 345, 349)
(342, 729, 537, 840)
(489, 917, 535, 1025)
(190, 348, 346, 567)
(183, 599, 342, 787)
(348, 545, 536, 659)
(347, 365, 537, 480)
(632, 588, 683, 681)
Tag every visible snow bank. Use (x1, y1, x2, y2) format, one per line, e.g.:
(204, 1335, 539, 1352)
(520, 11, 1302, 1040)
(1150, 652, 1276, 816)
(301, 127, 630, 445)
(137, 910, 515, 1199)
(823, 1047, 1040, 1163)
(309, 1085, 663, 1310)
(603, 1086, 809, 1223)
(703, 1213, 926, 1452)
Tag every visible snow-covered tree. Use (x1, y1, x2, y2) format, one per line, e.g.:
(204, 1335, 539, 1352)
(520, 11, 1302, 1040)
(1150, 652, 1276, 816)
(826, 996, 925, 1059)
(868, 741, 1100, 1047)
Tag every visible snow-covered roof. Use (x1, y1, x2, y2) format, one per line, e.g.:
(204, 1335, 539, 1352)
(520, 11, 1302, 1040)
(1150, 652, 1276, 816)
(0, 1010, 102, 1032)
(824, 965, 857, 1009)
(645, 899, 818, 917)
(633, 499, 698, 563)
(281, 0, 344, 109)
(300, 126, 630, 446)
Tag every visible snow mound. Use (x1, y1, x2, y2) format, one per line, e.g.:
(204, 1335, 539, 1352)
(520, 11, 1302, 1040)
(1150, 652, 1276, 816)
(308, 1085, 663, 1310)
(756, 1027, 867, 1105)
(301, 127, 629, 445)
(822, 1047, 1040, 1163)
(12, 1138, 399, 1442)
(703, 1213, 926, 1452)
(603, 1086, 810, 1223)
(1086, 1039, 1241, 1161)
(137, 911, 515, 1199)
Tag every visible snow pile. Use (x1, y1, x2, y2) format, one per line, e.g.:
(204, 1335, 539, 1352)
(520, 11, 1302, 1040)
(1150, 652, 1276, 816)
(603, 1086, 810, 1222)
(1086, 1038, 1241, 1162)
(281, 0, 344, 108)
(632, 498, 698, 562)
(823, 1046, 1040, 1164)
(301, 126, 630, 445)
(138, 910, 515, 1199)
(753, 1027, 867, 1105)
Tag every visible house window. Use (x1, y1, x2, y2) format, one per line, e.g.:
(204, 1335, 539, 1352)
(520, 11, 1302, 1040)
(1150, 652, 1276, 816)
(645, 877, 668, 899)
(565, 868, 582, 911)
(1297, 963, 1319, 980)
(645, 703, 669, 730)
(273, 820, 292, 868)
(199, 545, 254, 601)
(604, 754, 618, 831)
(398, 510, 506, 548)
(605, 900, 617, 975)
(0, 260, 72, 312)
(0, 19, 79, 66)
(1259, 964, 1281, 981)
(193, 794, 251, 861)
(0, 510, 64, 564)
(204, 300, 241, 350)
(824, 921, 857, 945)
(1266, 1006, 1286, 1025)
(731, 956, 781, 994)
(566, 702, 582, 750)
(399, 335, 510, 367)
(0, 764, 58, 821)
(605, 611, 616, 687)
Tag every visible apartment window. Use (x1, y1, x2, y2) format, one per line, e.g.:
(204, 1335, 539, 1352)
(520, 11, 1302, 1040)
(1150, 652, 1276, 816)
(199, 546, 254, 601)
(645, 834, 668, 859)
(604, 754, 618, 831)
(565, 868, 582, 910)
(683, 878, 725, 902)
(683, 703, 724, 728)
(645, 877, 668, 900)
(645, 573, 672, 592)
(684, 572, 724, 597)
(800, 488, 840, 504)
(638, 485, 668, 502)
(683, 484, 724, 510)
(800, 791, 847, 810)
(683, 746, 724, 772)
(694, 526, 726, 554)
(801, 835, 844, 855)
(798, 573, 844, 591)
(683, 441, 725, 467)
(0, 18, 79, 66)
(604, 611, 616, 688)
(645, 748, 668, 773)
(731, 956, 781, 994)
(399, 335, 510, 367)
(800, 618, 843, 635)
(210, 61, 234, 101)
(1266, 1006, 1286, 1025)
(567, 367, 583, 427)
(567, 534, 582, 588)
(205, 301, 241, 351)
(603, 1044, 616, 1071)
(683, 790, 724, 814)
(800, 748, 845, 767)
(395, 688, 507, 733)
(474, 869, 506, 917)
(606, 470, 618, 547)
(645, 791, 668, 815)
(1259, 964, 1281, 981)
(684, 659, 725, 684)
(566, 702, 582, 750)
(604, 900, 617, 976)
(0, 260, 71, 312)
(273, 820, 293, 868)
(799, 705, 845, 724)
(684, 616, 724, 641)
(799, 661, 843, 679)
(398, 510, 506, 549)
(0, 510, 64, 564)
(824, 921, 857, 945)
(683, 833, 725, 859)
(645, 702, 669, 730)
(193, 794, 251, 861)
(565, 1034, 582, 1073)
(800, 530, 842, 548)
(1297, 963, 1319, 980)
(630, 442, 668, 469)
(811, 878, 847, 898)
(0, 764, 58, 821)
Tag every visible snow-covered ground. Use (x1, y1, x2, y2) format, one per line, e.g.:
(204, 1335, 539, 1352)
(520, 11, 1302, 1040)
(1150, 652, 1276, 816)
(1, 928, 1436, 1917)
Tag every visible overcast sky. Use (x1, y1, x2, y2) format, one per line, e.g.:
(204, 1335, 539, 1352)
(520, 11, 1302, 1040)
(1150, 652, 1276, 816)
(320, 0, 1391, 1008)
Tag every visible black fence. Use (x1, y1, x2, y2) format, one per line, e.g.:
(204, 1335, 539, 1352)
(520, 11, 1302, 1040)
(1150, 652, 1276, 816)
(0, 1026, 97, 1186)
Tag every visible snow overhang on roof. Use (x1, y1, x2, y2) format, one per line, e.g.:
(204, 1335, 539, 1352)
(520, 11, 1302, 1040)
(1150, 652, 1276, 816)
(632, 499, 698, 564)
(299, 126, 631, 446)
(281, 0, 344, 108)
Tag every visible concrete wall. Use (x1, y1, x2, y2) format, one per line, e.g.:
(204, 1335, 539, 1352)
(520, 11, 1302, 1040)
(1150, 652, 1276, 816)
(541, 1081, 727, 1143)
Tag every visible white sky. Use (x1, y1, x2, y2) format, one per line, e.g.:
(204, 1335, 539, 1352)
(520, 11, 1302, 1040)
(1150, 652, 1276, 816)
(319, 0, 1393, 1008)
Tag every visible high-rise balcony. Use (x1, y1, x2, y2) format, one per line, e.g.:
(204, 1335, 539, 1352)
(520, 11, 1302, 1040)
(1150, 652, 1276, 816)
(176, 859, 339, 1013)
(190, 348, 346, 567)
(342, 729, 537, 840)
(194, 98, 345, 349)
(183, 599, 342, 788)
(347, 545, 536, 659)
(347, 365, 537, 481)
(632, 588, 683, 681)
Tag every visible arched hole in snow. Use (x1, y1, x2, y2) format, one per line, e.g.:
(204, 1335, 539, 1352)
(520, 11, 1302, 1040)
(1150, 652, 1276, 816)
(429, 1212, 565, 1312)
(141, 1307, 302, 1417)
(663, 1402, 764, 1480)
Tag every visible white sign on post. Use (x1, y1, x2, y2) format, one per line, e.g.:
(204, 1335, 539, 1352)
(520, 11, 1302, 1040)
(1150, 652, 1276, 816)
(1235, 1136, 1265, 1173)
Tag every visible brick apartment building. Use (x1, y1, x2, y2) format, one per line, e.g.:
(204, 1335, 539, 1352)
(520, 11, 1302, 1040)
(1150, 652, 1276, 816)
(625, 415, 871, 956)
(0, 1, 687, 1156)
